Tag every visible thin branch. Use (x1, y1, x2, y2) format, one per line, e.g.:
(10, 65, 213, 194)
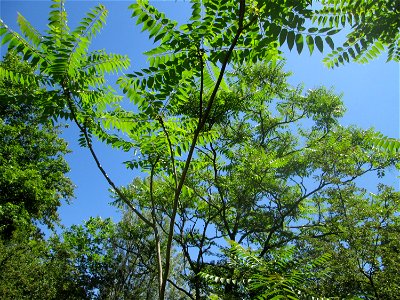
(260, 180, 329, 257)
(167, 279, 194, 300)
(64, 90, 154, 229)
(199, 49, 204, 121)
(157, 115, 178, 190)
(150, 158, 164, 296)
(210, 142, 232, 239)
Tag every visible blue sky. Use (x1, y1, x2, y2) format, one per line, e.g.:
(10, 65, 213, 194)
(1, 1, 399, 228)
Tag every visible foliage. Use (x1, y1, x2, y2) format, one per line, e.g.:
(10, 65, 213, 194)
(0, 1, 398, 299)
(0, 51, 74, 239)
(119, 61, 399, 298)
(298, 184, 400, 299)
(313, 0, 400, 156)
(52, 213, 184, 300)
(315, 0, 400, 67)
(52, 216, 156, 299)
(0, 0, 335, 297)
(0, 228, 87, 299)
(0, 211, 187, 300)
(200, 240, 333, 300)
(368, 131, 400, 159)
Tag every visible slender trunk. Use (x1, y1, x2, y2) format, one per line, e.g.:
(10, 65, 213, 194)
(149, 160, 165, 300)
(155, 231, 164, 299)
(159, 2, 248, 298)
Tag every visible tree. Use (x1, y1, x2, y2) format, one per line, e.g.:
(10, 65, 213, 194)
(297, 184, 400, 299)
(0, 207, 187, 299)
(0, 226, 88, 299)
(0, 50, 76, 299)
(0, 1, 398, 299)
(126, 61, 397, 298)
(0, 51, 74, 239)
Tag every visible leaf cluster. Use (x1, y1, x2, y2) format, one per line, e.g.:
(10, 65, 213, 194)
(314, 0, 400, 67)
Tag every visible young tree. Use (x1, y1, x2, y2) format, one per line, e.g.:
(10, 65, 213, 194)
(200, 241, 332, 300)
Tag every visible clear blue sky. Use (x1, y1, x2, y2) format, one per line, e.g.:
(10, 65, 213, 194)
(1, 1, 399, 228)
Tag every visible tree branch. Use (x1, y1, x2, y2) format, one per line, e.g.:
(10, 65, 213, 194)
(157, 115, 178, 190)
(167, 279, 195, 300)
(64, 90, 154, 229)
(149, 158, 164, 296)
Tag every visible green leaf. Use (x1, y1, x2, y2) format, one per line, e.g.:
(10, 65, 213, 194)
(287, 31, 295, 51)
(17, 13, 42, 46)
(306, 35, 314, 54)
(295, 34, 303, 54)
(375, 41, 385, 51)
(279, 28, 287, 46)
(343, 52, 349, 62)
(129, 4, 141, 17)
(325, 36, 334, 50)
(1, 33, 12, 46)
(348, 47, 356, 58)
(315, 35, 323, 53)
(354, 43, 361, 54)
(327, 29, 341, 35)
(360, 39, 368, 50)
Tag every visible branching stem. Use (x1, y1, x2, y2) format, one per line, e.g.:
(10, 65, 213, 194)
(160, 1, 248, 298)
(64, 89, 154, 229)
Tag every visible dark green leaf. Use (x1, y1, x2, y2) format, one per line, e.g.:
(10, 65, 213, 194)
(325, 36, 334, 50)
(287, 31, 295, 51)
(306, 35, 314, 54)
(295, 34, 303, 54)
(315, 35, 323, 53)
(279, 28, 287, 46)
